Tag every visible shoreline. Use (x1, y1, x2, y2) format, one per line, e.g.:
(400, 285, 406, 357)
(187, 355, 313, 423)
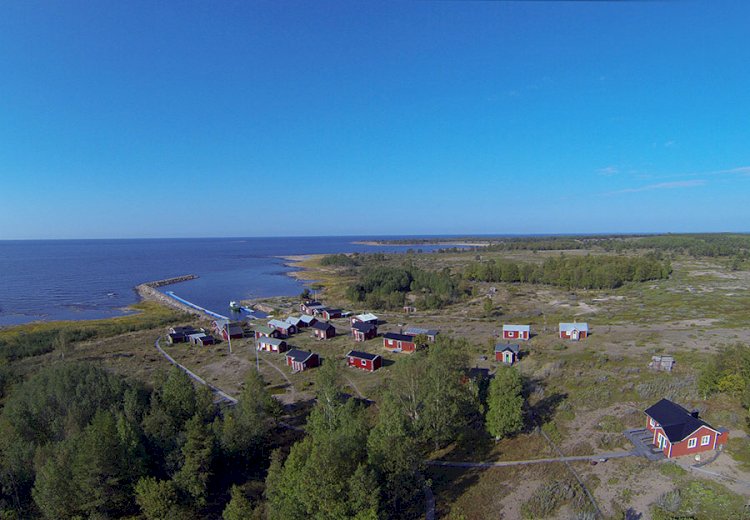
(352, 240, 489, 247)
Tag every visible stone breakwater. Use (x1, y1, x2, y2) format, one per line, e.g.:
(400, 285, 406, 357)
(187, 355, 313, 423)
(135, 275, 202, 316)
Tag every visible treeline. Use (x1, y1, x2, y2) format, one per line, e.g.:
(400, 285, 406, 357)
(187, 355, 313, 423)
(463, 254, 671, 289)
(320, 253, 390, 268)
(0, 363, 278, 519)
(267, 337, 525, 519)
(345, 266, 468, 310)
(605, 234, 750, 260)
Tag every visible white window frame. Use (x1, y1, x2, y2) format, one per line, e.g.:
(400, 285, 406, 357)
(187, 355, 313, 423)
(701, 435, 711, 446)
(649, 418, 655, 427)
(688, 438, 697, 449)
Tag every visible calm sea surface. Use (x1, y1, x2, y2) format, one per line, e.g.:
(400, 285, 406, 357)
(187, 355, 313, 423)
(0, 237, 464, 326)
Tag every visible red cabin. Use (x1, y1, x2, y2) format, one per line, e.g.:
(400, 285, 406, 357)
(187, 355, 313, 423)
(285, 349, 319, 372)
(312, 321, 336, 340)
(383, 332, 416, 353)
(559, 322, 588, 341)
(502, 324, 530, 341)
(352, 322, 378, 342)
(320, 308, 342, 320)
(346, 350, 382, 372)
(645, 398, 728, 459)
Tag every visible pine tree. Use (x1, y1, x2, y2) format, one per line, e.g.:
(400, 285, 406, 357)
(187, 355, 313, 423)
(174, 415, 216, 507)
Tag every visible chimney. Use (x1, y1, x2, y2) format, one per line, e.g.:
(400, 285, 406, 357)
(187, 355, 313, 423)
(691, 410, 700, 418)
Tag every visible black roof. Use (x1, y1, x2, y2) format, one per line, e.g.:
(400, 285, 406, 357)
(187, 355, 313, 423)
(383, 332, 414, 342)
(171, 326, 196, 333)
(323, 308, 342, 314)
(303, 300, 321, 306)
(312, 321, 334, 331)
(285, 349, 316, 363)
(347, 350, 380, 361)
(352, 322, 376, 333)
(644, 398, 716, 443)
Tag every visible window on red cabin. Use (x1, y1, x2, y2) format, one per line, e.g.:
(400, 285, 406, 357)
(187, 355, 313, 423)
(701, 435, 710, 446)
(688, 438, 697, 449)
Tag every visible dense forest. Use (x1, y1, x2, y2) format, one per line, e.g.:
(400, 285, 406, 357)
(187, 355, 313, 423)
(0, 335, 520, 519)
(463, 254, 672, 290)
(344, 265, 469, 310)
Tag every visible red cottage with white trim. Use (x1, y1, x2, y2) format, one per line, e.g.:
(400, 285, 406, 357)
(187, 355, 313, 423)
(346, 350, 382, 372)
(383, 332, 416, 353)
(502, 324, 530, 341)
(644, 398, 728, 459)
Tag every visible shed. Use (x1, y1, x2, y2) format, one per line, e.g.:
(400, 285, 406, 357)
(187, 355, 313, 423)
(312, 321, 336, 340)
(299, 315, 317, 327)
(502, 324, 530, 341)
(495, 344, 520, 365)
(256, 336, 288, 353)
(351, 313, 379, 325)
(352, 321, 378, 342)
(254, 325, 281, 340)
(285, 349, 320, 372)
(269, 319, 297, 337)
(346, 350, 382, 372)
(383, 332, 417, 353)
(403, 327, 439, 342)
(559, 322, 589, 341)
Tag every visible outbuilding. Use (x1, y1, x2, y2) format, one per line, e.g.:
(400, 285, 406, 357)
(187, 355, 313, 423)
(300, 300, 325, 315)
(352, 321, 378, 342)
(320, 308, 342, 320)
(346, 350, 382, 372)
(256, 337, 288, 353)
(559, 322, 589, 341)
(254, 325, 281, 340)
(167, 332, 187, 344)
(285, 349, 319, 372)
(403, 327, 439, 343)
(187, 333, 216, 346)
(383, 332, 417, 353)
(299, 315, 317, 327)
(495, 344, 520, 365)
(645, 398, 728, 458)
(312, 321, 336, 340)
(351, 313, 379, 326)
(268, 319, 297, 338)
(502, 324, 530, 341)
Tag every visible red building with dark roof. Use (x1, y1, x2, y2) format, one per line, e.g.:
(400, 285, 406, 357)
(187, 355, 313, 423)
(346, 350, 382, 372)
(645, 398, 728, 458)
(383, 332, 416, 353)
(351, 321, 378, 342)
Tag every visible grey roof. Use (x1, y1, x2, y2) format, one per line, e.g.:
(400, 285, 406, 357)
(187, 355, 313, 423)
(255, 325, 276, 334)
(404, 327, 439, 336)
(559, 322, 589, 332)
(495, 344, 520, 354)
(503, 324, 530, 332)
(285, 349, 316, 363)
(645, 398, 718, 443)
(268, 319, 292, 329)
(257, 337, 285, 346)
(353, 313, 378, 322)
(347, 350, 380, 361)
(300, 315, 317, 324)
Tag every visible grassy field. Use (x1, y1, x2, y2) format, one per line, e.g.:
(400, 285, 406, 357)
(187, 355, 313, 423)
(5, 246, 750, 518)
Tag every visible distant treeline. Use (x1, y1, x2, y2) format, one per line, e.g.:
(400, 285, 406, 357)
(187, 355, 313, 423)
(319, 252, 389, 267)
(464, 254, 671, 289)
(367, 234, 750, 260)
(345, 265, 468, 310)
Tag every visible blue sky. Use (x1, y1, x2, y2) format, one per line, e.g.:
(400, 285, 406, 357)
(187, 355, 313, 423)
(1, 1, 749, 239)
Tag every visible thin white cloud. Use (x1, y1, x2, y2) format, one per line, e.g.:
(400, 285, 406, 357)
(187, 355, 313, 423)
(597, 166, 619, 176)
(605, 180, 706, 196)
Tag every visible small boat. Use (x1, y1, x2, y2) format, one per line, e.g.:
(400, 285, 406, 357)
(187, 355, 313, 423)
(229, 301, 241, 311)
